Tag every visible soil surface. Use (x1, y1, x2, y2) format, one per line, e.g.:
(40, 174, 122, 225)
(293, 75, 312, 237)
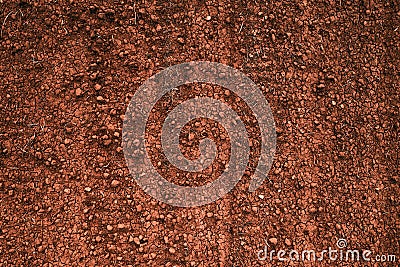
(0, 0, 399, 266)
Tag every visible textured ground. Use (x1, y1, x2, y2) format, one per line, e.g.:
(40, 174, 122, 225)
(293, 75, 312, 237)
(0, 0, 399, 266)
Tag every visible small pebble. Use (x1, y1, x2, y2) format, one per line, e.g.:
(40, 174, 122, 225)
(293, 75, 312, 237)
(111, 180, 120, 187)
(269, 237, 278, 245)
(75, 88, 82, 96)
